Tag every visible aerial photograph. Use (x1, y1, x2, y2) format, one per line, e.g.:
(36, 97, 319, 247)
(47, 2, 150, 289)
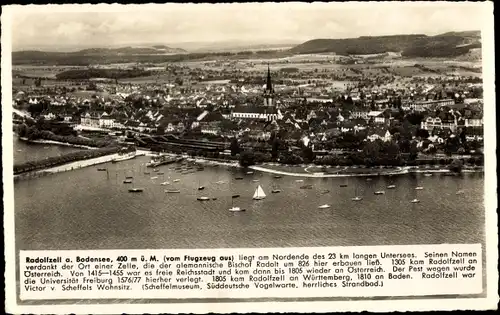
(10, 3, 485, 256)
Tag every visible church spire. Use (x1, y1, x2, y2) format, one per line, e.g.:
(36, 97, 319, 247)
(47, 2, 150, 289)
(266, 63, 273, 93)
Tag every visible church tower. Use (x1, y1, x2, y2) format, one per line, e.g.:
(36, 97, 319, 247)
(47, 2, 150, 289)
(263, 64, 274, 107)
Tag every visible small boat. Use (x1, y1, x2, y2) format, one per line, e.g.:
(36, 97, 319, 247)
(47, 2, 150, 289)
(415, 186, 424, 190)
(232, 194, 240, 198)
(97, 168, 107, 171)
(411, 199, 420, 203)
(387, 185, 396, 189)
(161, 181, 170, 186)
(274, 175, 282, 179)
(198, 186, 205, 191)
(212, 197, 217, 200)
(229, 207, 246, 212)
(216, 180, 226, 184)
(173, 179, 180, 182)
(153, 169, 159, 172)
(374, 191, 385, 195)
(253, 185, 267, 200)
(197, 197, 210, 201)
(252, 179, 259, 182)
(125, 176, 133, 179)
(157, 172, 164, 175)
(300, 184, 313, 189)
(235, 177, 244, 180)
(271, 189, 281, 193)
(165, 190, 180, 193)
(246, 171, 254, 175)
(321, 190, 330, 194)
(151, 176, 158, 180)
(340, 184, 348, 187)
(144, 172, 150, 175)
(424, 173, 433, 177)
(123, 179, 133, 184)
(128, 188, 143, 193)
(456, 190, 464, 195)
(295, 179, 304, 182)
(366, 178, 372, 181)
(318, 204, 331, 209)
(351, 196, 363, 201)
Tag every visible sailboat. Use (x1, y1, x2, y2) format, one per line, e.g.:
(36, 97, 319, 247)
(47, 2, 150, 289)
(351, 185, 362, 201)
(198, 180, 205, 190)
(229, 195, 244, 211)
(253, 185, 266, 200)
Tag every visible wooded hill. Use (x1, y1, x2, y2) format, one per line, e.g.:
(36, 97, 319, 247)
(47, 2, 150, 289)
(290, 31, 481, 57)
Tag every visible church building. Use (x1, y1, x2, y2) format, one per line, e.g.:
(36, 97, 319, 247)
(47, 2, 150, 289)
(231, 65, 283, 122)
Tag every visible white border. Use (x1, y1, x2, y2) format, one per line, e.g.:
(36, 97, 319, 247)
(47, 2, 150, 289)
(2, 2, 498, 313)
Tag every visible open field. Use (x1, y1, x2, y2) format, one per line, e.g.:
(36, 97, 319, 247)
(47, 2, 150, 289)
(11, 53, 482, 90)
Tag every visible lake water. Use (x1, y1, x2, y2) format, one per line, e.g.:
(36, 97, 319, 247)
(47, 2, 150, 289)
(12, 151, 488, 303)
(13, 135, 84, 165)
(14, 155, 485, 251)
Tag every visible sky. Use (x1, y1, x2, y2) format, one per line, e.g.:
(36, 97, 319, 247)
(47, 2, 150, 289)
(8, 2, 489, 51)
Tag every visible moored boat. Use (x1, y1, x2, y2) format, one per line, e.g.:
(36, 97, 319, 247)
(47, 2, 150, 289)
(165, 189, 180, 193)
(229, 207, 245, 212)
(128, 188, 143, 193)
(387, 185, 396, 189)
(197, 196, 210, 201)
(112, 151, 138, 163)
(147, 156, 184, 168)
(374, 191, 385, 195)
(271, 189, 281, 194)
(123, 179, 133, 184)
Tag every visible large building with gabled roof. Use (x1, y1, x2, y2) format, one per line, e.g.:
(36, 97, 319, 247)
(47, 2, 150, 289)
(231, 65, 283, 122)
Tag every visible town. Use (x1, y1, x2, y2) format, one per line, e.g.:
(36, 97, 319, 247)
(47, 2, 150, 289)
(12, 56, 484, 174)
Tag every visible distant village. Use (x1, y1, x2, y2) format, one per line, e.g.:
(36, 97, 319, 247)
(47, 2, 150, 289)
(12, 63, 484, 167)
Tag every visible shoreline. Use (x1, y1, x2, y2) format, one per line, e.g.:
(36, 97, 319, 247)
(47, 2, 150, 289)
(14, 153, 122, 181)
(15, 147, 484, 180)
(18, 137, 97, 150)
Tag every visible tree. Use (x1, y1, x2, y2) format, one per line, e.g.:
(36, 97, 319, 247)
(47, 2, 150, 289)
(239, 151, 255, 167)
(302, 146, 315, 163)
(448, 159, 463, 173)
(230, 138, 240, 156)
(271, 138, 280, 160)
